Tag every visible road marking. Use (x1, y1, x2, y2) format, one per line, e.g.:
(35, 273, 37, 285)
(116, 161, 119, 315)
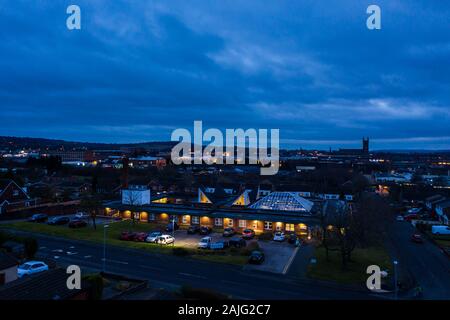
(84, 255, 92, 259)
(178, 272, 207, 279)
(282, 246, 300, 275)
(101, 258, 129, 265)
(52, 249, 64, 253)
(66, 251, 78, 255)
(54, 256, 60, 259)
(69, 246, 75, 249)
(138, 265, 163, 271)
(39, 246, 47, 250)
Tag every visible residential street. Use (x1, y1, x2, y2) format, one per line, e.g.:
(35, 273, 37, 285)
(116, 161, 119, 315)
(388, 221, 450, 299)
(10, 231, 381, 300)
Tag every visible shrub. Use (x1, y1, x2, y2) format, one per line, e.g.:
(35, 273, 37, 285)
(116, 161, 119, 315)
(172, 247, 191, 256)
(24, 237, 38, 259)
(83, 274, 104, 300)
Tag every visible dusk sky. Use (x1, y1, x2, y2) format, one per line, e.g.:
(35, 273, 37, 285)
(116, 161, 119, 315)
(0, 0, 449, 150)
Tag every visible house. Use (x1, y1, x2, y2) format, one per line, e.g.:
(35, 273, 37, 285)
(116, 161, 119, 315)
(0, 252, 18, 285)
(0, 179, 32, 214)
(435, 200, 450, 225)
(0, 268, 91, 300)
(425, 194, 447, 211)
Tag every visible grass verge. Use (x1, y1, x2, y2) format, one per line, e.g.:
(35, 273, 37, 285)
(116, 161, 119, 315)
(307, 245, 392, 285)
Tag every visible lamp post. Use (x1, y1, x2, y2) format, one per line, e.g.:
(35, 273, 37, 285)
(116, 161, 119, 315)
(103, 224, 109, 273)
(393, 260, 398, 300)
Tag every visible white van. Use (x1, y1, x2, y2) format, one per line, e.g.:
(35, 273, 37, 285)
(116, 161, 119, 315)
(431, 225, 450, 235)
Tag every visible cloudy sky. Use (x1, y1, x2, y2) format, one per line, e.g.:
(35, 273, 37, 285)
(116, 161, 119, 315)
(0, 0, 449, 150)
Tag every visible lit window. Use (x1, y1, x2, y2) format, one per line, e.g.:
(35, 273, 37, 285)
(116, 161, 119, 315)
(214, 218, 223, 226)
(286, 224, 294, 232)
(182, 215, 188, 224)
(227, 219, 233, 227)
(264, 221, 272, 230)
(239, 220, 246, 228)
(192, 216, 200, 224)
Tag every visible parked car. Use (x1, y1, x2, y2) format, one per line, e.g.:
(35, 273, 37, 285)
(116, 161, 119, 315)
(165, 222, 179, 232)
(229, 237, 246, 248)
(242, 229, 255, 239)
(68, 218, 88, 228)
(223, 227, 236, 237)
(198, 236, 212, 249)
(248, 251, 265, 264)
(187, 225, 201, 234)
(27, 214, 48, 223)
(396, 215, 404, 221)
(133, 232, 148, 242)
(404, 214, 419, 222)
(411, 233, 424, 244)
(47, 216, 70, 226)
(273, 232, 286, 242)
(146, 231, 163, 243)
(18, 261, 49, 278)
(156, 235, 175, 245)
(75, 212, 88, 219)
(431, 225, 450, 235)
(287, 233, 298, 244)
(119, 231, 136, 241)
(199, 226, 212, 235)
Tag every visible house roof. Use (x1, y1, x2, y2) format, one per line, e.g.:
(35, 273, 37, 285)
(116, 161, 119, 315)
(249, 192, 314, 212)
(0, 268, 90, 300)
(0, 252, 18, 270)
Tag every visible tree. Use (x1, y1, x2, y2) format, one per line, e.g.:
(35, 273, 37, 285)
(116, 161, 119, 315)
(80, 196, 102, 231)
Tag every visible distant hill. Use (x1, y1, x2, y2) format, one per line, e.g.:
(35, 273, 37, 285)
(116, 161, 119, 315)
(0, 136, 177, 152)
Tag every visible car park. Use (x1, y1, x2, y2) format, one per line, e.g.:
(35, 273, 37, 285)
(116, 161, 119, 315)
(229, 237, 246, 248)
(411, 233, 424, 244)
(248, 251, 265, 264)
(47, 216, 70, 226)
(198, 236, 212, 249)
(68, 218, 88, 228)
(27, 214, 48, 223)
(199, 226, 212, 235)
(242, 229, 255, 239)
(431, 225, 450, 235)
(223, 227, 236, 237)
(404, 214, 419, 222)
(18, 261, 49, 278)
(273, 232, 286, 242)
(146, 231, 163, 243)
(75, 212, 88, 219)
(156, 235, 175, 245)
(187, 225, 201, 234)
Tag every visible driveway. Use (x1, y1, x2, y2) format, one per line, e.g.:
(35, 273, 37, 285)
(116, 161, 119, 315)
(244, 240, 299, 274)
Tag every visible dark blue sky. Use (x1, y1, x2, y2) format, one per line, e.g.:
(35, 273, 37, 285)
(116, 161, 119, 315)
(0, 1, 449, 150)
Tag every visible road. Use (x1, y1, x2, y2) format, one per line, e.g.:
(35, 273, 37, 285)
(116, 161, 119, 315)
(388, 221, 450, 299)
(10, 231, 379, 300)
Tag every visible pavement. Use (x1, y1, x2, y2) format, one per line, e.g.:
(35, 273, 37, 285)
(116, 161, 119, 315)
(387, 220, 450, 299)
(6, 229, 382, 300)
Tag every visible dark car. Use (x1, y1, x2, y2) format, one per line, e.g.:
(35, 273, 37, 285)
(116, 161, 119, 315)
(229, 237, 246, 248)
(28, 214, 48, 223)
(119, 231, 136, 241)
(223, 227, 236, 237)
(199, 226, 212, 235)
(165, 222, 179, 232)
(287, 233, 298, 244)
(187, 225, 201, 234)
(47, 216, 70, 225)
(242, 229, 255, 240)
(411, 233, 424, 244)
(68, 219, 88, 228)
(133, 232, 148, 242)
(248, 250, 265, 264)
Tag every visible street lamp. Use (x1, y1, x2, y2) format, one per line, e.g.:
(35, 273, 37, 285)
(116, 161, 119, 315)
(393, 260, 398, 300)
(103, 224, 109, 273)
